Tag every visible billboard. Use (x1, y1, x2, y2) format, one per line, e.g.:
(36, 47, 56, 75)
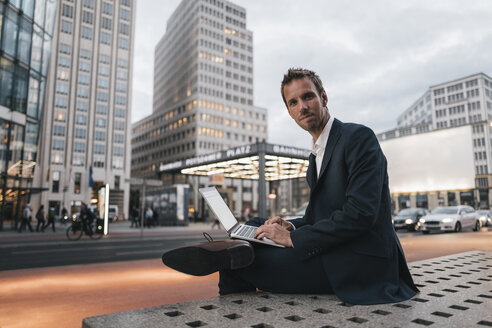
(380, 125, 476, 194)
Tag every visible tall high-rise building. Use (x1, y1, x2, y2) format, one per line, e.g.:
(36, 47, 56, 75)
(132, 0, 268, 179)
(32, 0, 136, 219)
(131, 0, 268, 218)
(0, 0, 58, 230)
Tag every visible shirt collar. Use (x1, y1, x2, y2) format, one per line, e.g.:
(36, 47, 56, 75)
(311, 115, 334, 156)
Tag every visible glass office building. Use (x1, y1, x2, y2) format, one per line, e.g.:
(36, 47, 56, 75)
(0, 0, 57, 230)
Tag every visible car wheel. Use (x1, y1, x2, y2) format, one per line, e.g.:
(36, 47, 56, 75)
(454, 221, 462, 232)
(422, 231, 429, 235)
(473, 220, 481, 232)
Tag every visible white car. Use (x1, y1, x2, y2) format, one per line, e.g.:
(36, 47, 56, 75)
(476, 210, 491, 227)
(419, 205, 481, 234)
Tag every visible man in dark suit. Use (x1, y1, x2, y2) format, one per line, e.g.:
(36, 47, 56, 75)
(163, 68, 418, 305)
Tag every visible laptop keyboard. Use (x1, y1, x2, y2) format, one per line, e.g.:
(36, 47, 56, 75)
(235, 225, 257, 239)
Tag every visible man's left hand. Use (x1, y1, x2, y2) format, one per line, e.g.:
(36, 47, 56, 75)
(254, 224, 293, 247)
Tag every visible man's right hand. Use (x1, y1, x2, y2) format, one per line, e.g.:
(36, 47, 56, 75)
(264, 216, 294, 231)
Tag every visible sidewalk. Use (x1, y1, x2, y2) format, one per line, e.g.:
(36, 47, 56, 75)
(0, 220, 225, 243)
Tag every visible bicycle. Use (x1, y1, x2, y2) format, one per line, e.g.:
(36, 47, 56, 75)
(66, 215, 103, 240)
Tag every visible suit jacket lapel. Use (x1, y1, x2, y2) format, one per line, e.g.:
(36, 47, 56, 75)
(316, 118, 342, 185)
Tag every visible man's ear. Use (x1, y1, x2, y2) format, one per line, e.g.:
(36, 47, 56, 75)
(321, 90, 328, 107)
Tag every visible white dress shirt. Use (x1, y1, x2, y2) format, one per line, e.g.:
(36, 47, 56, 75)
(311, 115, 335, 179)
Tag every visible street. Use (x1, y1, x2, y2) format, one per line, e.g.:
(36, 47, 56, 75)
(0, 223, 491, 328)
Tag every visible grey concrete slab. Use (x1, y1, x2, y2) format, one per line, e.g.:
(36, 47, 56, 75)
(83, 251, 492, 328)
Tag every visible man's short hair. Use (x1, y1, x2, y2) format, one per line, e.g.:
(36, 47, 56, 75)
(281, 68, 325, 106)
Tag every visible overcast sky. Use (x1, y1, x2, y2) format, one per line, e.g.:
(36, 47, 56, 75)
(132, 0, 492, 148)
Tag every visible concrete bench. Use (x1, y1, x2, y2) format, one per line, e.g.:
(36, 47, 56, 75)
(83, 250, 492, 327)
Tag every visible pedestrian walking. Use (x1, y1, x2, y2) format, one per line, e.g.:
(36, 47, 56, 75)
(43, 207, 56, 232)
(18, 204, 33, 233)
(35, 205, 46, 232)
(145, 207, 153, 228)
(130, 206, 139, 228)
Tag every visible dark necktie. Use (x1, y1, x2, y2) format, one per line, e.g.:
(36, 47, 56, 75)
(307, 153, 317, 188)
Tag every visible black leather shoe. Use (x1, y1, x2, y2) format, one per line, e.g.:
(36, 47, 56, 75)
(162, 239, 254, 276)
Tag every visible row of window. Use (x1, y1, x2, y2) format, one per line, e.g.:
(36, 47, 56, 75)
(61, 19, 129, 49)
(473, 138, 486, 147)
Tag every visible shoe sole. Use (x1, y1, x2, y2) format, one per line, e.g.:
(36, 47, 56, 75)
(162, 244, 254, 276)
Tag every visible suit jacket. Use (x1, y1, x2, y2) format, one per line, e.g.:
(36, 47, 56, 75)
(290, 118, 418, 305)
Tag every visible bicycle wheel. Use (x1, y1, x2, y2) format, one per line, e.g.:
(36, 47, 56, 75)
(88, 223, 103, 240)
(66, 225, 83, 240)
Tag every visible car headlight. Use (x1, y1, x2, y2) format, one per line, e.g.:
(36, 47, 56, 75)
(405, 218, 414, 224)
(442, 218, 453, 223)
(419, 218, 425, 223)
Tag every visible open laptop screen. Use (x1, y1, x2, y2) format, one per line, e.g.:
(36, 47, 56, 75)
(200, 187, 237, 231)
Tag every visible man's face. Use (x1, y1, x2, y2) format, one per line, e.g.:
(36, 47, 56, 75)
(283, 77, 328, 135)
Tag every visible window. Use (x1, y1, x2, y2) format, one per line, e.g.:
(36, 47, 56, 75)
(100, 32, 111, 45)
(58, 56, 71, 67)
(95, 131, 106, 141)
(53, 125, 65, 136)
(96, 117, 106, 127)
(82, 11, 93, 24)
(76, 114, 87, 125)
(56, 82, 69, 94)
(119, 37, 128, 49)
(120, 8, 130, 21)
(115, 95, 126, 105)
(74, 141, 85, 152)
(114, 133, 124, 143)
(59, 43, 71, 54)
(114, 120, 125, 130)
(80, 49, 91, 59)
(115, 107, 125, 117)
(79, 61, 91, 72)
(81, 26, 92, 39)
(121, 0, 131, 7)
(61, 20, 72, 34)
(117, 58, 128, 68)
(120, 23, 129, 35)
(77, 87, 89, 98)
(116, 82, 126, 92)
(52, 139, 65, 150)
(99, 65, 110, 76)
(97, 91, 108, 101)
(74, 173, 81, 194)
(98, 78, 109, 89)
(55, 97, 68, 108)
(113, 146, 124, 156)
(116, 69, 127, 80)
(96, 104, 107, 114)
(94, 144, 105, 154)
(62, 4, 73, 18)
(102, 2, 113, 15)
(75, 128, 86, 139)
(78, 74, 90, 85)
(52, 171, 60, 193)
(100, 54, 110, 63)
(102, 17, 112, 30)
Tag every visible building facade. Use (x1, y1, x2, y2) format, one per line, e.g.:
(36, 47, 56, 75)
(0, 0, 58, 230)
(32, 0, 135, 219)
(131, 0, 269, 218)
(378, 72, 492, 212)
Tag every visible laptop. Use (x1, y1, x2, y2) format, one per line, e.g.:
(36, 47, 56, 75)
(199, 187, 285, 248)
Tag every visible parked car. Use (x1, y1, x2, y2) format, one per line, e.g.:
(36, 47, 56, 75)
(419, 205, 481, 234)
(393, 208, 430, 231)
(476, 210, 492, 227)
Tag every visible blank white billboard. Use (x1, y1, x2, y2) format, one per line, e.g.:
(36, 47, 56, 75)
(380, 126, 476, 193)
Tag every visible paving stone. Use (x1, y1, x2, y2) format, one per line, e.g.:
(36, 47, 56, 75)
(83, 251, 492, 328)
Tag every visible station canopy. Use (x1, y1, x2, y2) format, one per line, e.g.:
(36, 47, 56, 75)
(159, 142, 310, 181)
